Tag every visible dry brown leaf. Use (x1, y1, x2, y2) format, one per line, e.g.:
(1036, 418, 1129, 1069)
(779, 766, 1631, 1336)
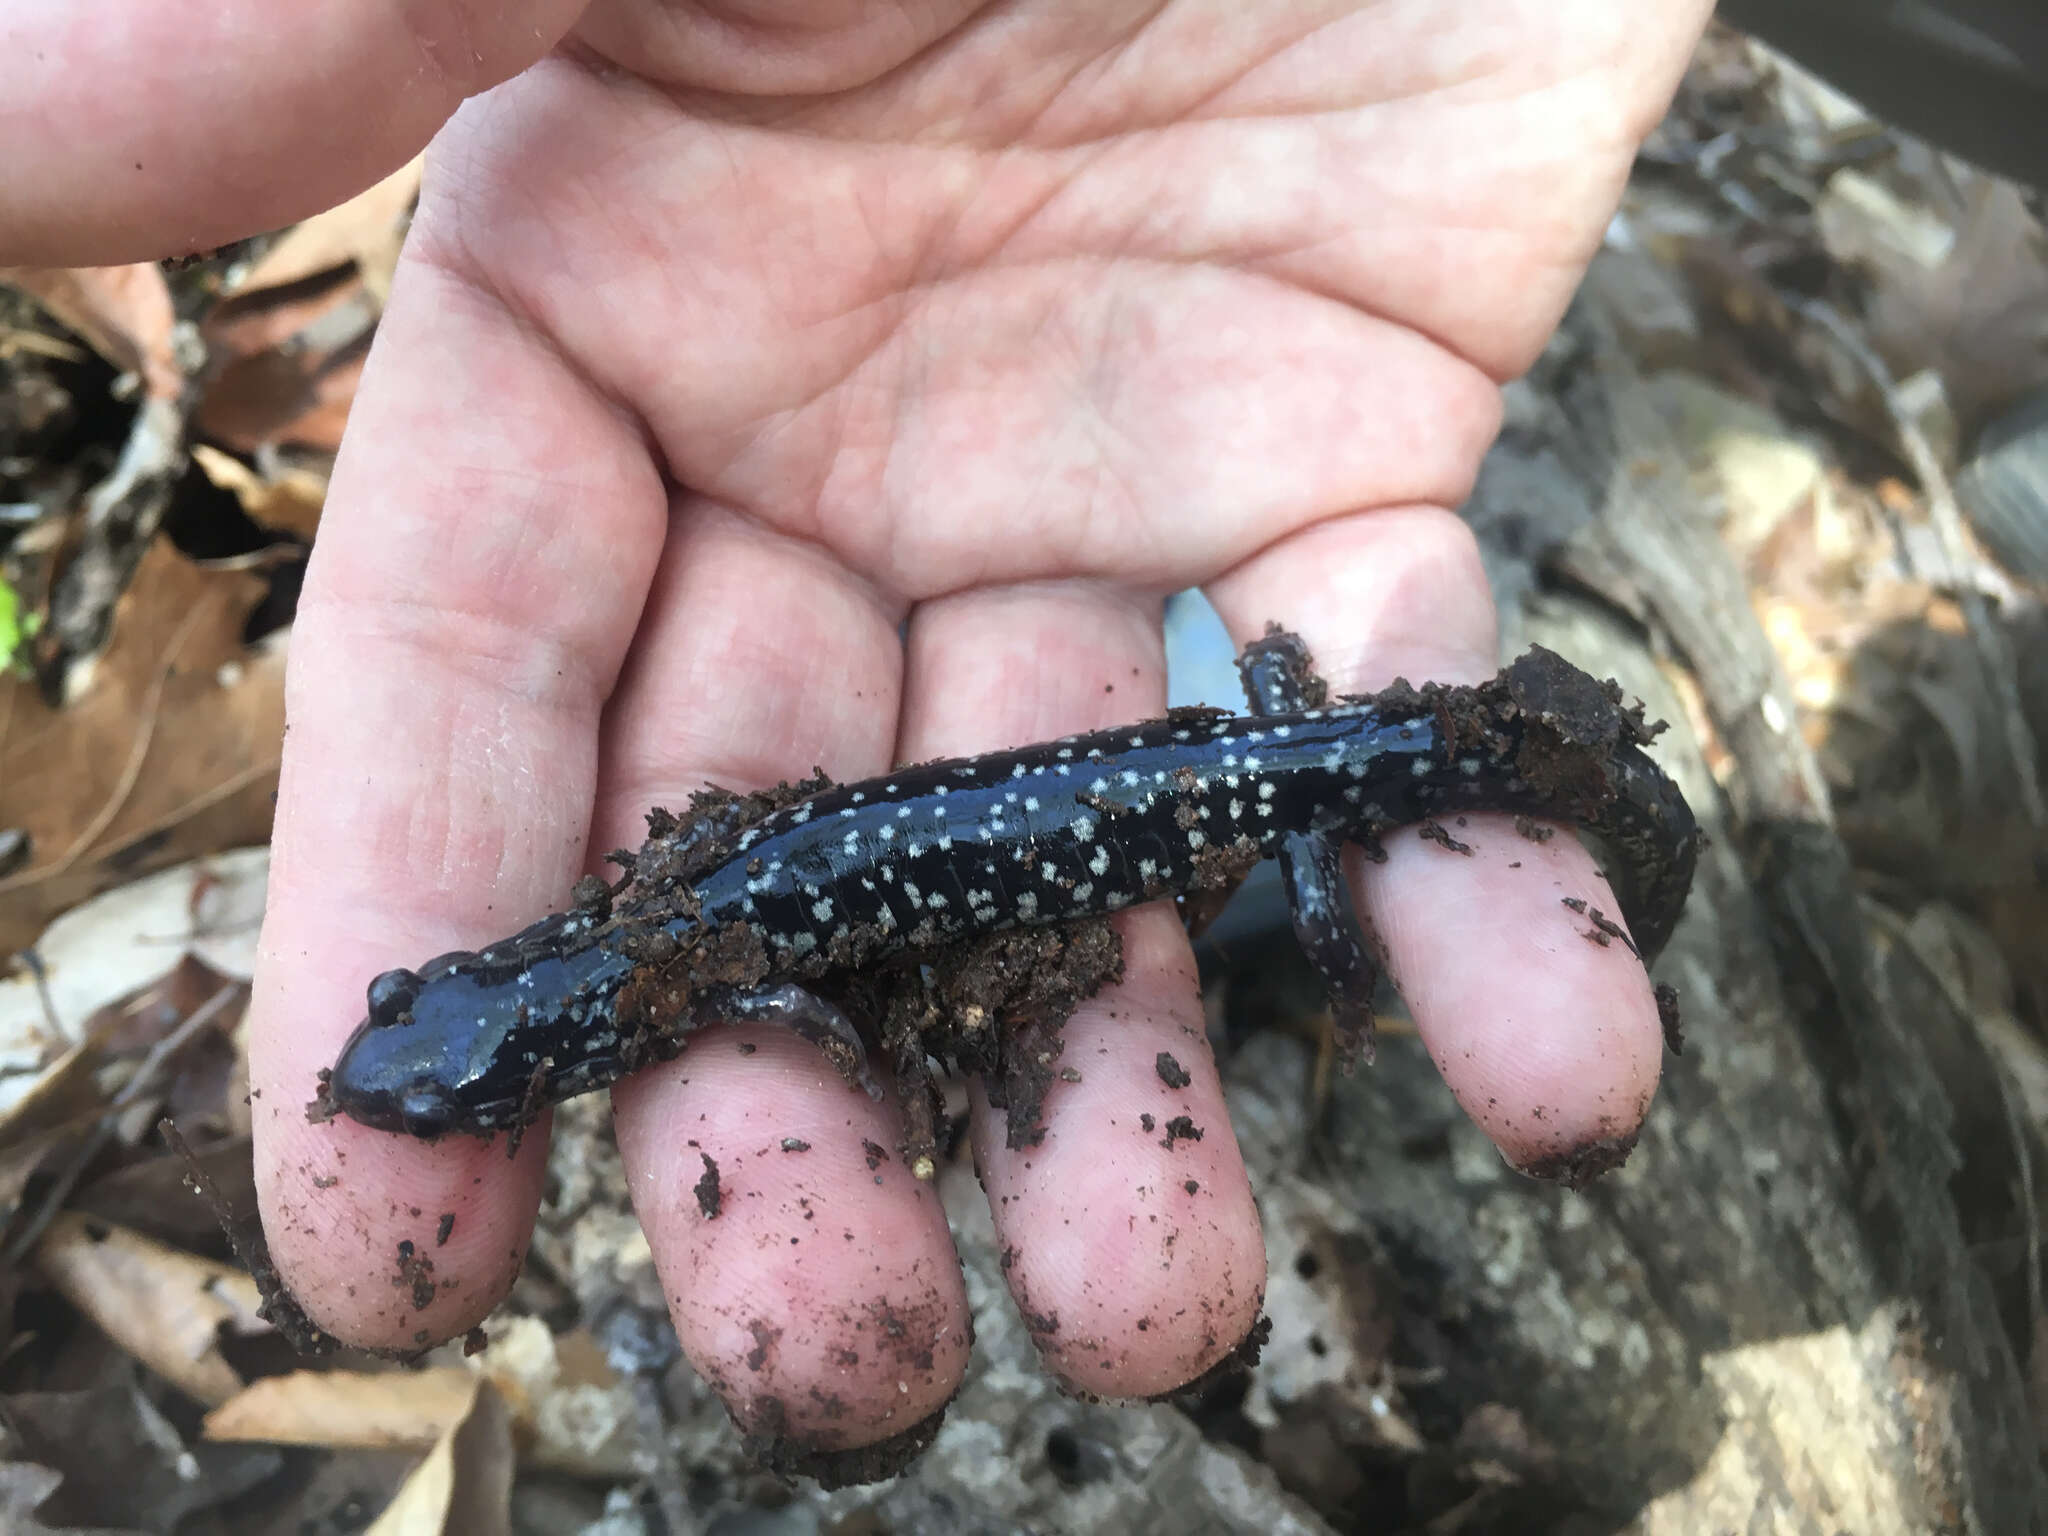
(197, 166, 410, 452)
(190, 444, 327, 542)
(212, 1375, 518, 1536)
(0, 1035, 104, 1139)
(0, 1033, 113, 1238)
(232, 156, 423, 305)
(74, 1133, 256, 1254)
(1839, 179, 2048, 430)
(0, 540, 284, 953)
(0, 849, 267, 1057)
(204, 1368, 482, 1451)
(0, 1376, 281, 1532)
(31, 1211, 265, 1405)
(471, 1316, 645, 1477)
(0, 1110, 101, 1242)
(196, 278, 373, 453)
(365, 1378, 514, 1536)
(0, 264, 181, 400)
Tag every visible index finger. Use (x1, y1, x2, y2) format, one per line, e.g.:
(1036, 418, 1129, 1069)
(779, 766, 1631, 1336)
(249, 244, 667, 1348)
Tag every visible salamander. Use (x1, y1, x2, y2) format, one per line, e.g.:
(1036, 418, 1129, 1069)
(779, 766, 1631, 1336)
(314, 633, 1700, 1142)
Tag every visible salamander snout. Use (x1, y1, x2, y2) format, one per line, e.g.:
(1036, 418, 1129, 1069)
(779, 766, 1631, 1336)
(325, 986, 474, 1138)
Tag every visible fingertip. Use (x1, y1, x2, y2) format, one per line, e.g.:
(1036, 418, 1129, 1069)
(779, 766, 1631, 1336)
(246, 847, 562, 1351)
(251, 1032, 548, 1350)
(1362, 823, 1665, 1170)
(612, 1025, 970, 1447)
(973, 911, 1267, 1399)
(1206, 505, 1499, 690)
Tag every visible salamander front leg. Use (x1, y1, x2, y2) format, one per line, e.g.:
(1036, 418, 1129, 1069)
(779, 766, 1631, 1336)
(1234, 624, 1329, 714)
(693, 982, 883, 1100)
(1238, 627, 1380, 1067)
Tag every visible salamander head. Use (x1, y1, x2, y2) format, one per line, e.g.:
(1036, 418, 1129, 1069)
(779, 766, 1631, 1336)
(324, 938, 640, 1139)
(324, 961, 480, 1137)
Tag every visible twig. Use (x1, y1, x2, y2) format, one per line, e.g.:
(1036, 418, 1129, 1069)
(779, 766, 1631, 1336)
(14, 948, 64, 1046)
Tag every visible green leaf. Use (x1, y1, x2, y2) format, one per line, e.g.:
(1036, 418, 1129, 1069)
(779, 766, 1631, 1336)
(0, 573, 33, 675)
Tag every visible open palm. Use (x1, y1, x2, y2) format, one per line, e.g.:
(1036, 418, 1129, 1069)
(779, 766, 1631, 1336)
(10, 0, 1712, 1472)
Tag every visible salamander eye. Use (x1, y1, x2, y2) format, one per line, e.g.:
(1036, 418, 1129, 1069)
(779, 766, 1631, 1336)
(365, 967, 421, 1023)
(397, 1078, 460, 1139)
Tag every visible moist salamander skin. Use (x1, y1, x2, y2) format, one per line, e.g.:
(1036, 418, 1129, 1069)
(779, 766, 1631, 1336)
(318, 641, 1701, 1139)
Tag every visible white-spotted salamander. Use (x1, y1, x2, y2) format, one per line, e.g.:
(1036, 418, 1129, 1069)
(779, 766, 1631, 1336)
(315, 633, 1700, 1141)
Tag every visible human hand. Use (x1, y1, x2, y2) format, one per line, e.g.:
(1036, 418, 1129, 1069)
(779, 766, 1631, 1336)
(8, 0, 1715, 1471)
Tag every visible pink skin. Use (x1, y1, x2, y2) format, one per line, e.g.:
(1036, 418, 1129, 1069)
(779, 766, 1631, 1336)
(5, 0, 1713, 1450)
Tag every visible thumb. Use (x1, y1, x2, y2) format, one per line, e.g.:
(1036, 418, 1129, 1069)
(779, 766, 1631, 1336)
(0, 0, 589, 265)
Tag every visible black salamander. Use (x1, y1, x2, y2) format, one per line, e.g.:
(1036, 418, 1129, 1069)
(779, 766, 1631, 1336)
(316, 634, 1700, 1140)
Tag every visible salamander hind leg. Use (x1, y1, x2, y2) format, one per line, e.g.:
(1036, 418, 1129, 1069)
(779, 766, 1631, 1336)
(1277, 829, 1381, 1069)
(694, 980, 882, 1100)
(1236, 627, 1379, 1065)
